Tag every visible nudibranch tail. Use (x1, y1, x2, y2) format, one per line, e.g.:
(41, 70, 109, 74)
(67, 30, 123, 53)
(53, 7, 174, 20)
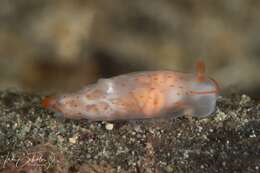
(41, 96, 56, 108)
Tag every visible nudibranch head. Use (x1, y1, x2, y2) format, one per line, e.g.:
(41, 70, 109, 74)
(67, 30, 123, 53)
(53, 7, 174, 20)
(187, 59, 220, 117)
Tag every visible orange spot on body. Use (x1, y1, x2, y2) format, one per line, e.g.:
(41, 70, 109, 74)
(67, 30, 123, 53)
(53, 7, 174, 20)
(97, 103, 109, 111)
(87, 106, 98, 113)
(85, 90, 103, 99)
(175, 101, 187, 108)
(141, 88, 164, 116)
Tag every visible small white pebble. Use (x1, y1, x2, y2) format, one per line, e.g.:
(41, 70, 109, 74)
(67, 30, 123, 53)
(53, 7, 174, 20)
(89, 124, 95, 129)
(134, 125, 142, 132)
(13, 123, 18, 128)
(229, 111, 238, 118)
(249, 130, 256, 138)
(117, 166, 121, 171)
(105, 123, 114, 130)
(159, 161, 167, 166)
(250, 134, 256, 138)
(57, 135, 64, 142)
(215, 111, 227, 121)
(131, 131, 136, 135)
(198, 126, 203, 132)
(202, 134, 208, 140)
(226, 140, 230, 145)
(69, 135, 78, 144)
(183, 150, 189, 159)
(240, 94, 251, 105)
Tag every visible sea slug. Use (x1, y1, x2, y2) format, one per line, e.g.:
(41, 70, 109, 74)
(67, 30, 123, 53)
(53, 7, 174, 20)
(42, 59, 220, 121)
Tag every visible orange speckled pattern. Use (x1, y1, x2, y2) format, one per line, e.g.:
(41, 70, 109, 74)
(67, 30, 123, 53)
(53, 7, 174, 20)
(42, 60, 220, 121)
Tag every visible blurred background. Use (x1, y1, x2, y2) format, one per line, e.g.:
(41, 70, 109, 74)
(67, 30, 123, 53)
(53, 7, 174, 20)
(0, 0, 259, 97)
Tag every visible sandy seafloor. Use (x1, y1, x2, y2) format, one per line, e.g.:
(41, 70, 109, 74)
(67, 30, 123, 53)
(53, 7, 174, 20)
(0, 91, 259, 173)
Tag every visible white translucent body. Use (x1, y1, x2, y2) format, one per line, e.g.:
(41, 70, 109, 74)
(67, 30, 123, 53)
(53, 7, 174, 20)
(46, 71, 219, 121)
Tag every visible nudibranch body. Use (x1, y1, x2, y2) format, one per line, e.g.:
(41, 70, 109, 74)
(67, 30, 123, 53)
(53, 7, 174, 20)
(42, 59, 220, 121)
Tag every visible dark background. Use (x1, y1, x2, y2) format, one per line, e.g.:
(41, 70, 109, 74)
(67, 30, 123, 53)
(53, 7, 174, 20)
(0, 0, 259, 97)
